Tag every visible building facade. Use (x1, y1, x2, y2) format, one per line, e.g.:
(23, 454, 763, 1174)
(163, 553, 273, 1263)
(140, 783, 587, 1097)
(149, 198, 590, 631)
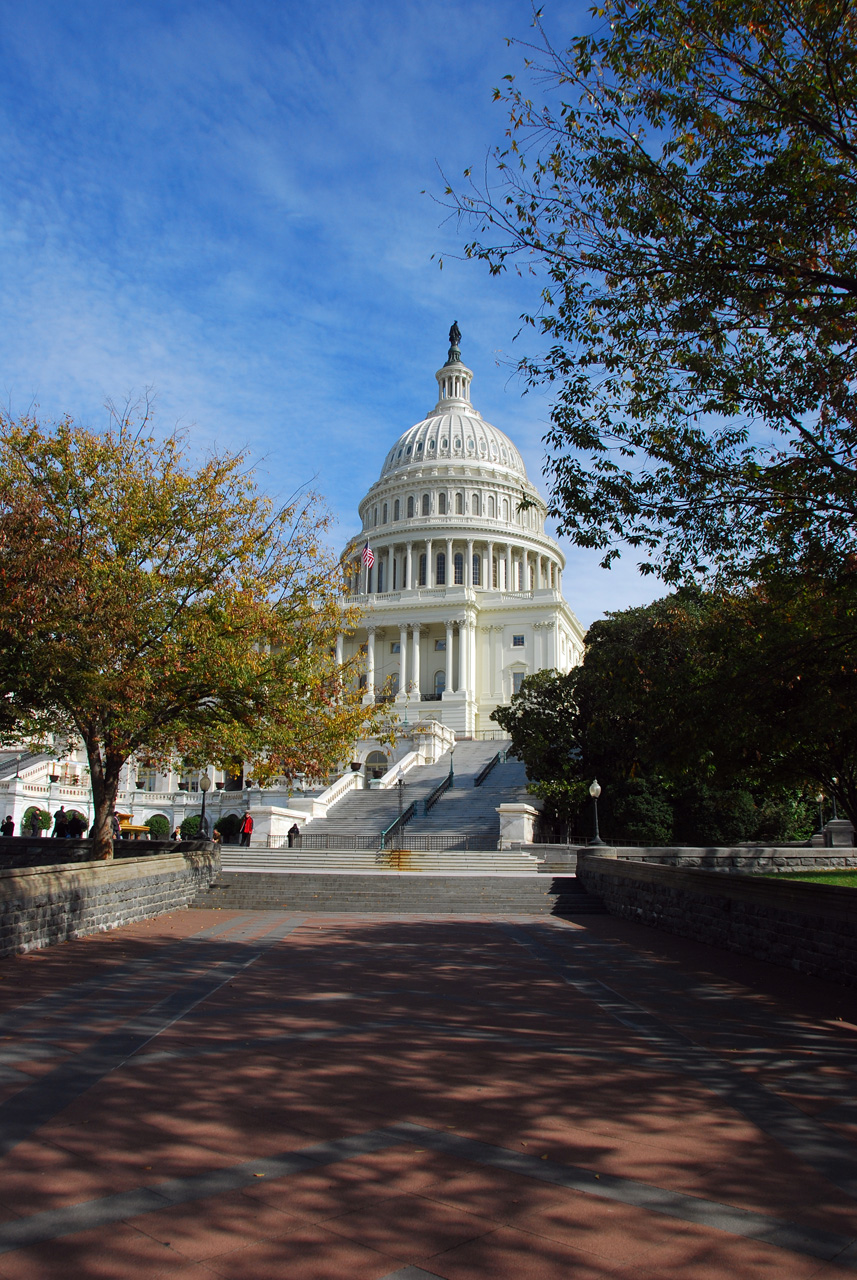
(338, 330, 584, 736)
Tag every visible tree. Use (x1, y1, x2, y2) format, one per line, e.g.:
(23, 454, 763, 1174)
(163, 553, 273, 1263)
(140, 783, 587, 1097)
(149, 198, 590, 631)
(0, 408, 375, 860)
(447, 0, 857, 583)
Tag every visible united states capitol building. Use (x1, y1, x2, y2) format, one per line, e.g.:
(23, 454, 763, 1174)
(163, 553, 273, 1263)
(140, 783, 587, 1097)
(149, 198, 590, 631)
(338, 327, 583, 736)
(0, 328, 583, 842)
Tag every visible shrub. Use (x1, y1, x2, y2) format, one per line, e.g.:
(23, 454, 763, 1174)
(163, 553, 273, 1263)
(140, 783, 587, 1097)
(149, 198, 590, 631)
(22, 806, 51, 831)
(179, 814, 201, 839)
(145, 814, 170, 839)
(215, 813, 242, 844)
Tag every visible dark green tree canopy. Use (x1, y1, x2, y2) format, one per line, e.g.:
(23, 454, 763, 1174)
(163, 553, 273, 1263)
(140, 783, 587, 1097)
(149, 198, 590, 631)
(448, 0, 857, 582)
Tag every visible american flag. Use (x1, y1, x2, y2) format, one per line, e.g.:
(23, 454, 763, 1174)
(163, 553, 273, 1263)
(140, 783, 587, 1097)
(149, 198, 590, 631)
(362, 541, 375, 568)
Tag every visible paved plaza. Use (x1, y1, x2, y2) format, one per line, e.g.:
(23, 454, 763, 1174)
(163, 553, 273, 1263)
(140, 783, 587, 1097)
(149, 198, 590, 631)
(0, 909, 852, 1277)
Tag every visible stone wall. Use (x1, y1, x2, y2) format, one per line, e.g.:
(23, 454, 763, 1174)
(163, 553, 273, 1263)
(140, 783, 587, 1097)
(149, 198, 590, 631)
(531, 845, 857, 874)
(0, 837, 211, 871)
(0, 848, 220, 958)
(578, 853, 857, 986)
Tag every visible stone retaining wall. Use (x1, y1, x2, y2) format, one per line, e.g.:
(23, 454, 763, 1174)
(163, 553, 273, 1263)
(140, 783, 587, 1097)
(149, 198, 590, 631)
(531, 845, 857, 873)
(0, 848, 220, 957)
(0, 837, 210, 870)
(578, 854, 857, 986)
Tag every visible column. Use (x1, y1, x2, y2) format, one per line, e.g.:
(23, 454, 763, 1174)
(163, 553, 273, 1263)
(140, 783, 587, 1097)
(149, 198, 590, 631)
(487, 540, 494, 590)
(505, 543, 512, 592)
(426, 538, 433, 587)
(493, 625, 504, 696)
(405, 541, 413, 591)
(386, 548, 392, 594)
(446, 537, 453, 587)
(335, 633, 343, 666)
(445, 620, 454, 693)
(365, 627, 376, 703)
(410, 624, 421, 696)
(466, 538, 474, 588)
(399, 624, 408, 694)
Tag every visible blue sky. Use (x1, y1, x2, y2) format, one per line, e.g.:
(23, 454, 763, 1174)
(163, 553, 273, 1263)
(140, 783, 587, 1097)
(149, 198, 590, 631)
(0, 0, 660, 628)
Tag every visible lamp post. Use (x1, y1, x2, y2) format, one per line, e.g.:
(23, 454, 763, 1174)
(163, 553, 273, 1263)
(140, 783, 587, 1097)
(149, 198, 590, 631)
(448, 743, 455, 789)
(199, 773, 212, 838)
(816, 792, 825, 834)
(589, 779, 605, 847)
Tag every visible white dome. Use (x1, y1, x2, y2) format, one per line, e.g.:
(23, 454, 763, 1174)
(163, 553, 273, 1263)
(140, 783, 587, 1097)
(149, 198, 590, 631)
(379, 406, 527, 480)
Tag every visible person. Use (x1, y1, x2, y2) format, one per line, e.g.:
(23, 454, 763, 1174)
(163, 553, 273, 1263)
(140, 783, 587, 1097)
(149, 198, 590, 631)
(28, 812, 42, 837)
(66, 812, 85, 839)
(111, 813, 122, 840)
(172, 827, 181, 841)
(0, 816, 13, 837)
(239, 811, 253, 847)
(212, 828, 222, 846)
(287, 822, 301, 848)
(52, 806, 68, 838)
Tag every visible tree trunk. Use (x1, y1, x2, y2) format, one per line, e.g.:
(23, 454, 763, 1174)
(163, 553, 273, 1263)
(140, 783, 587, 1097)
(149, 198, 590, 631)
(84, 738, 122, 861)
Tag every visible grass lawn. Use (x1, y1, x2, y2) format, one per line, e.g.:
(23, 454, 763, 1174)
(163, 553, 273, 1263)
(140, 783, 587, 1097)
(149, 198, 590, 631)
(770, 870, 857, 887)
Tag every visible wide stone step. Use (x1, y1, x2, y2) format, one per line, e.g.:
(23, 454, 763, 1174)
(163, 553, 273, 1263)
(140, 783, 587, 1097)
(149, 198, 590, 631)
(195, 872, 605, 914)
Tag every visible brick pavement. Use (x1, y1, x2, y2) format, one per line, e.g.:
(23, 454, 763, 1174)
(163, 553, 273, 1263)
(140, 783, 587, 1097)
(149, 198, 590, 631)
(0, 907, 851, 1277)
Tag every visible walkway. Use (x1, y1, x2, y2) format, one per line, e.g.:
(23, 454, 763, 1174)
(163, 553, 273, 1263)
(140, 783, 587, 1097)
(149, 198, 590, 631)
(0, 908, 852, 1277)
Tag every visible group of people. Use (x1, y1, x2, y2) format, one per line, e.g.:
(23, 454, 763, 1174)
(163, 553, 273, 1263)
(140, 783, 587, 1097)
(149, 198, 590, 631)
(0, 806, 275, 845)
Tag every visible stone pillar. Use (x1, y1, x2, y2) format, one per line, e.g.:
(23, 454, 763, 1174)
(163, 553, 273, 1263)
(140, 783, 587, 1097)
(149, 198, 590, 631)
(410, 624, 421, 695)
(426, 538, 433, 587)
(364, 627, 376, 704)
(493, 625, 504, 696)
(487, 540, 494, 589)
(405, 541, 413, 591)
(335, 633, 343, 666)
(505, 543, 512, 592)
(466, 538, 474, 588)
(445, 620, 454, 693)
(446, 537, 453, 587)
(399, 624, 408, 694)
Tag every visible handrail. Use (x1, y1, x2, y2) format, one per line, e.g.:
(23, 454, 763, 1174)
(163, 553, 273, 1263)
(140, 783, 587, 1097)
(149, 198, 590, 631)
(424, 773, 452, 813)
(379, 801, 416, 850)
(473, 752, 501, 787)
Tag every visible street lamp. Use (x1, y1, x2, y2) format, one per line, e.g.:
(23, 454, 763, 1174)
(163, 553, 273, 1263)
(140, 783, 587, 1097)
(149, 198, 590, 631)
(199, 772, 212, 838)
(396, 767, 405, 820)
(589, 779, 605, 847)
(448, 743, 456, 789)
(816, 792, 825, 834)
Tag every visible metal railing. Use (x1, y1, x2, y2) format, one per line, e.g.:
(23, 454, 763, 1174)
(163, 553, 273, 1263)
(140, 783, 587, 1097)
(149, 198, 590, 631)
(379, 834, 499, 851)
(379, 801, 417, 850)
(473, 751, 503, 787)
(423, 773, 453, 814)
(267, 833, 380, 850)
(473, 729, 511, 741)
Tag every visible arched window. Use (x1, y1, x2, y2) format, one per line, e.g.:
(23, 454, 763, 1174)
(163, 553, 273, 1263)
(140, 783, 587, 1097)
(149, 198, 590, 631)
(434, 670, 446, 698)
(418, 553, 427, 586)
(472, 554, 481, 586)
(502, 498, 510, 521)
(436, 552, 446, 585)
(373, 506, 379, 526)
(492, 556, 498, 588)
(393, 499, 400, 521)
(471, 493, 480, 516)
(455, 492, 463, 514)
(438, 493, 447, 515)
(422, 493, 430, 516)
(454, 552, 464, 584)
(407, 496, 414, 518)
(382, 503, 388, 524)
(488, 495, 496, 518)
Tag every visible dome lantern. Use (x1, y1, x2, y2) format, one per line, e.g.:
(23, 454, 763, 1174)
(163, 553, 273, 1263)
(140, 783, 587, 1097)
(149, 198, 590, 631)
(434, 320, 473, 410)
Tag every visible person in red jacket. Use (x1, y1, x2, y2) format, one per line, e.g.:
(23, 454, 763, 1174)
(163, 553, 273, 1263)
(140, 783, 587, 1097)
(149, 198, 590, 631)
(239, 812, 253, 847)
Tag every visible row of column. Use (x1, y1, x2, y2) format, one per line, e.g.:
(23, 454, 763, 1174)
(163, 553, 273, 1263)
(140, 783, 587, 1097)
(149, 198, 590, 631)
(340, 618, 478, 702)
(349, 540, 560, 595)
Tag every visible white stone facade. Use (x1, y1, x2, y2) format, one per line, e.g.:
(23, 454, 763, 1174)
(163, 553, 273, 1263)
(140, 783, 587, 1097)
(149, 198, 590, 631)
(338, 333, 584, 736)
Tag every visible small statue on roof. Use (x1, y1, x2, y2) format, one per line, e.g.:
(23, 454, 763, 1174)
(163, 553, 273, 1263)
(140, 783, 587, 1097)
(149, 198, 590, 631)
(449, 320, 461, 348)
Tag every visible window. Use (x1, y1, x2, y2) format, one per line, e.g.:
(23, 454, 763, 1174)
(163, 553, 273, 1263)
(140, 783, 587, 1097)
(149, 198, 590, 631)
(382, 503, 388, 524)
(407, 496, 414, 518)
(512, 634, 525, 647)
(418, 553, 427, 586)
(492, 557, 498, 588)
(136, 767, 158, 792)
(472, 493, 480, 516)
(512, 671, 525, 695)
(390, 642, 400, 654)
(373, 506, 378, 526)
(422, 493, 430, 516)
(438, 493, 447, 515)
(488, 495, 496, 518)
(434, 639, 446, 651)
(472, 554, 481, 586)
(455, 492, 463, 514)
(434, 671, 446, 697)
(436, 552, 446, 585)
(358, 674, 367, 689)
(454, 552, 464, 584)
(393, 499, 400, 521)
(392, 558, 397, 589)
(502, 498, 510, 521)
